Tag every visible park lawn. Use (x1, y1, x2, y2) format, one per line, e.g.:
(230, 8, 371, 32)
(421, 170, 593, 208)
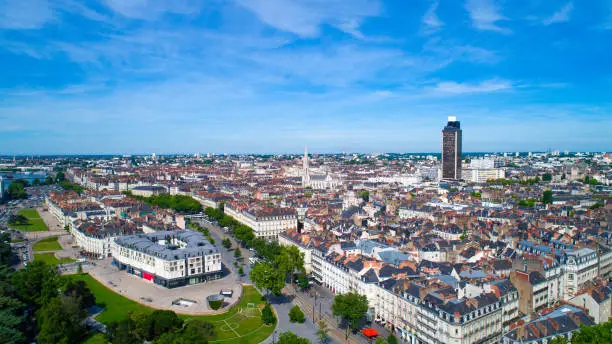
(67, 274, 275, 344)
(9, 208, 48, 232)
(9, 218, 48, 232)
(33, 236, 62, 251)
(34, 253, 75, 265)
(18, 208, 42, 219)
(83, 333, 107, 344)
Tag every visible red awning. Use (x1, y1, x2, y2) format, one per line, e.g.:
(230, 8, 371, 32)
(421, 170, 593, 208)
(142, 272, 154, 281)
(361, 328, 379, 338)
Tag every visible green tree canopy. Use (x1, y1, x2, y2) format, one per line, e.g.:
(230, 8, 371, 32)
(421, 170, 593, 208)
(250, 262, 285, 296)
(571, 320, 612, 344)
(542, 190, 554, 204)
(289, 305, 305, 323)
(261, 303, 276, 325)
(36, 295, 88, 344)
(277, 331, 311, 344)
(276, 245, 305, 282)
(332, 292, 369, 339)
(12, 260, 59, 308)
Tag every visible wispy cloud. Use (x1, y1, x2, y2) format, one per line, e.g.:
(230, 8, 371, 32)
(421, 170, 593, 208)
(103, 0, 203, 20)
(543, 2, 573, 26)
(0, 0, 54, 29)
(421, 1, 444, 35)
(428, 79, 514, 95)
(235, 0, 381, 38)
(465, 0, 511, 34)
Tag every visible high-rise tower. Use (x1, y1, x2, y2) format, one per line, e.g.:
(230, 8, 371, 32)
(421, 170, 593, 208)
(442, 116, 462, 180)
(302, 144, 310, 187)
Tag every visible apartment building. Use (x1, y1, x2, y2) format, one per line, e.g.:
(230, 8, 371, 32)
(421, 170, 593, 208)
(70, 219, 141, 258)
(111, 229, 222, 288)
(563, 248, 598, 299)
(224, 203, 297, 241)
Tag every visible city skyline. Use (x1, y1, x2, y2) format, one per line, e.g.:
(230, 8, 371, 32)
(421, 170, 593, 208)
(1, 0, 612, 154)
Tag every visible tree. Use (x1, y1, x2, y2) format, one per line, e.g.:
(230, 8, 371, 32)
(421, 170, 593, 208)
(36, 295, 88, 344)
(289, 305, 305, 323)
(55, 172, 66, 183)
(571, 320, 612, 343)
(550, 336, 568, 344)
(44, 176, 54, 185)
(107, 317, 139, 344)
(8, 214, 29, 226)
(0, 294, 26, 344)
(6, 182, 27, 200)
(296, 274, 309, 291)
(63, 280, 95, 310)
(147, 310, 183, 340)
(542, 173, 552, 182)
(276, 245, 305, 284)
(32, 179, 41, 186)
(238, 267, 244, 276)
(250, 262, 285, 296)
(222, 238, 232, 249)
(234, 248, 242, 259)
(261, 303, 276, 325)
(0, 233, 12, 266)
(542, 190, 553, 204)
(12, 260, 59, 308)
(358, 190, 370, 202)
(387, 334, 398, 344)
(179, 319, 216, 343)
(332, 292, 369, 339)
(128, 311, 150, 341)
(277, 331, 311, 344)
(316, 320, 329, 344)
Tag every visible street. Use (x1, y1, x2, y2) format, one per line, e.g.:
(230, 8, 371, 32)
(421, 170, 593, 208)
(192, 217, 386, 344)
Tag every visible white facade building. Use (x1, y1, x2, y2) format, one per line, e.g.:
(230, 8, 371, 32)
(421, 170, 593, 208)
(112, 229, 222, 288)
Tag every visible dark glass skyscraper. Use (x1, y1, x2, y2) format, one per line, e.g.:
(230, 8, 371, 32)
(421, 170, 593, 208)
(442, 116, 462, 180)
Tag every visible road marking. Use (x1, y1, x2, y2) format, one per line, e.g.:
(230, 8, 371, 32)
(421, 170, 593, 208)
(223, 319, 241, 337)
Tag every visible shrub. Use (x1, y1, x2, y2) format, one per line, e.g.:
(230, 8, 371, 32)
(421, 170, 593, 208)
(289, 305, 305, 323)
(261, 303, 276, 325)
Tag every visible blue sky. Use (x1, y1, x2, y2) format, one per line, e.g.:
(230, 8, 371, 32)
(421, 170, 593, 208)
(1, 0, 611, 154)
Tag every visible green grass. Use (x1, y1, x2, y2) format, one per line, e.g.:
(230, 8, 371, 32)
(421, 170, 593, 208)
(33, 236, 62, 251)
(9, 208, 49, 232)
(10, 238, 25, 243)
(66, 274, 275, 344)
(83, 333, 107, 344)
(34, 253, 75, 265)
(18, 208, 42, 219)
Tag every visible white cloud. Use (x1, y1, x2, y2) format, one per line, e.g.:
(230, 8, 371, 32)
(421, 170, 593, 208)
(0, 0, 54, 29)
(421, 1, 443, 34)
(465, 0, 511, 34)
(429, 79, 514, 94)
(235, 0, 381, 38)
(543, 2, 573, 26)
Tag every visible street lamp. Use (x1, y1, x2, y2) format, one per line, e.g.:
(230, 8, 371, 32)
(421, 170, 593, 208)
(272, 330, 278, 344)
(313, 290, 317, 323)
